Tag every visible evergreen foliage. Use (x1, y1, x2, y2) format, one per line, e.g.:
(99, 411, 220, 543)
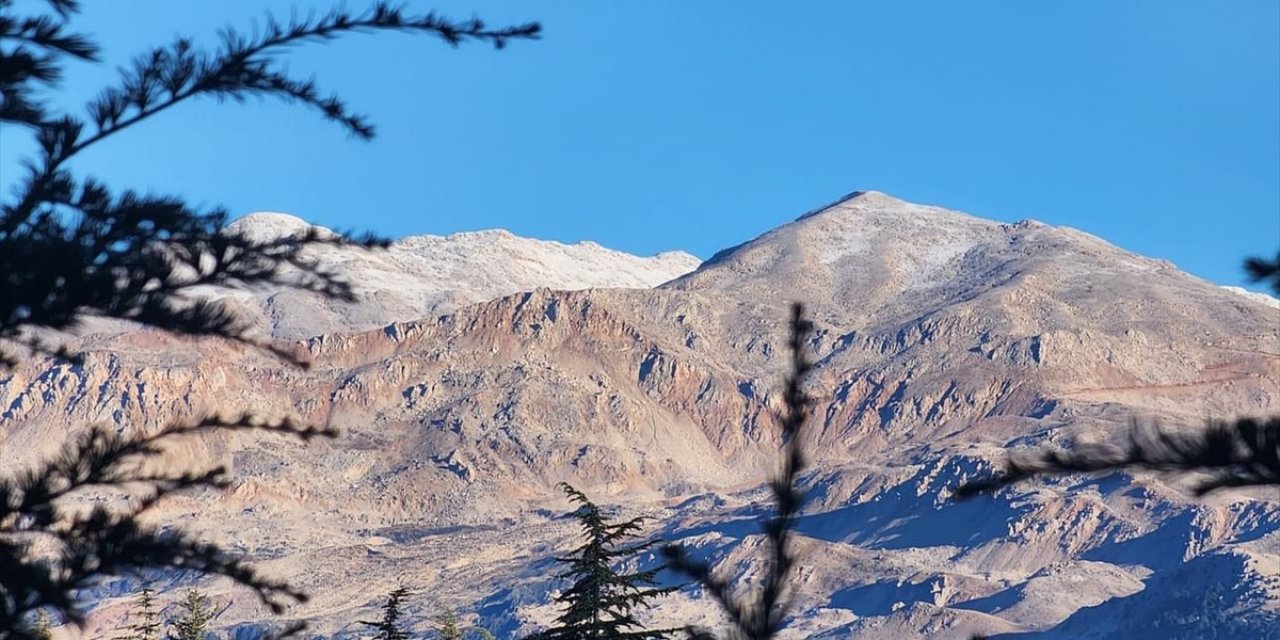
(956, 417, 1280, 498)
(114, 588, 161, 640)
(956, 253, 1280, 498)
(529, 484, 676, 640)
(0, 415, 334, 640)
(0, 0, 538, 367)
(431, 604, 494, 640)
(169, 590, 215, 640)
(663, 303, 814, 640)
(360, 587, 410, 640)
(434, 608, 462, 640)
(1244, 251, 1280, 296)
(0, 2, 538, 639)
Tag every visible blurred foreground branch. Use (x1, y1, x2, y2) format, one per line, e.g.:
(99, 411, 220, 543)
(956, 417, 1280, 498)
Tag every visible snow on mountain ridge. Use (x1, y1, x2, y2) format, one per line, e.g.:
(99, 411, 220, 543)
(1223, 286, 1280, 309)
(671, 190, 1245, 313)
(671, 190, 1008, 296)
(222, 211, 701, 337)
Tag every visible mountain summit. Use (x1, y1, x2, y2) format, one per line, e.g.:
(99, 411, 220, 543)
(3, 192, 1276, 638)
(669, 190, 1220, 318)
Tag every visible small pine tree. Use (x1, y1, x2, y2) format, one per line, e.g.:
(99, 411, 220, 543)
(431, 605, 494, 640)
(169, 590, 215, 640)
(530, 484, 676, 640)
(434, 607, 462, 640)
(114, 588, 162, 640)
(360, 587, 410, 640)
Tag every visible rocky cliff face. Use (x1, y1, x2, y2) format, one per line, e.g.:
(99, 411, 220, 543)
(2, 192, 1277, 639)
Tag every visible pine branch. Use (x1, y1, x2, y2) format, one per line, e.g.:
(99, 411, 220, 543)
(954, 416, 1280, 498)
(0, 13, 98, 61)
(1, 3, 538, 638)
(1244, 251, 1280, 295)
(1, 1, 534, 364)
(37, 0, 80, 20)
(1, 173, 388, 367)
(72, 2, 539, 160)
(0, 415, 338, 635)
(663, 303, 814, 640)
(0, 0, 94, 129)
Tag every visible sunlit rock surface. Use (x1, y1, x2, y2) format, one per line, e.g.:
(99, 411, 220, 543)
(4, 192, 1277, 638)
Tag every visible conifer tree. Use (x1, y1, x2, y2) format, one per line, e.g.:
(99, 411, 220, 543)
(0, 2, 538, 638)
(434, 608, 462, 640)
(360, 587, 410, 640)
(168, 590, 214, 640)
(529, 484, 676, 640)
(431, 605, 494, 640)
(115, 588, 161, 640)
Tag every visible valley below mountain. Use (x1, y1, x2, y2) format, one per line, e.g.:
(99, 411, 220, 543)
(3, 191, 1278, 639)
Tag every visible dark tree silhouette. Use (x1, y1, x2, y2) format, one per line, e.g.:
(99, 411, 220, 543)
(111, 587, 161, 640)
(955, 417, 1280, 498)
(0, 0, 538, 366)
(663, 303, 814, 640)
(0, 2, 539, 638)
(1244, 251, 1280, 296)
(0, 417, 337, 640)
(956, 258, 1280, 499)
(359, 587, 410, 640)
(529, 483, 676, 640)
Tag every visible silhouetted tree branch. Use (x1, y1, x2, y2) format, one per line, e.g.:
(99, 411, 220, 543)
(0, 1, 539, 637)
(1244, 251, 1280, 295)
(0, 415, 339, 639)
(663, 304, 814, 640)
(957, 244, 1279, 503)
(359, 587, 410, 640)
(0, 0, 539, 367)
(955, 417, 1280, 498)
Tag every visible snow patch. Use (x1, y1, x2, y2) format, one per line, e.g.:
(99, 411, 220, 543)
(1222, 286, 1280, 309)
(207, 213, 702, 335)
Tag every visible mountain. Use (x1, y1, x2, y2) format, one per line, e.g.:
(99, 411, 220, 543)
(2, 192, 1277, 639)
(219, 212, 702, 337)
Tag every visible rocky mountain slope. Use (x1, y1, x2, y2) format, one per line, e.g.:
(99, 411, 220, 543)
(2, 191, 1277, 639)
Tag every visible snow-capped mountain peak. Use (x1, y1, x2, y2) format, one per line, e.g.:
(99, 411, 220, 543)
(221, 212, 701, 337)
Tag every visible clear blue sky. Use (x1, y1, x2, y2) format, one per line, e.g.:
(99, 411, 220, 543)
(2, 1, 1277, 290)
